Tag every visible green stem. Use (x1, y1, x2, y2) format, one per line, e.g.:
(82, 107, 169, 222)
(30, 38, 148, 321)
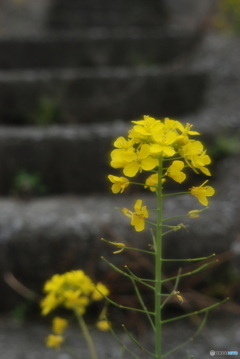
(161, 297, 229, 324)
(163, 192, 189, 197)
(155, 156, 163, 358)
(162, 311, 209, 358)
(75, 311, 98, 359)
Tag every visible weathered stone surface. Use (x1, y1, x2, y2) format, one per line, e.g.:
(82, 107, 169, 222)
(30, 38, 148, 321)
(181, 34, 240, 135)
(0, 0, 52, 37)
(165, 0, 216, 31)
(0, 30, 199, 69)
(0, 67, 208, 124)
(0, 314, 239, 359)
(47, 0, 167, 29)
(0, 122, 127, 195)
(0, 149, 239, 310)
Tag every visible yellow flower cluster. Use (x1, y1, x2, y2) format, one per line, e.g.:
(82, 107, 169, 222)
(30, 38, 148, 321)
(46, 317, 68, 350)
(108, 116, 215, 231)
(41, 270, 109, 316)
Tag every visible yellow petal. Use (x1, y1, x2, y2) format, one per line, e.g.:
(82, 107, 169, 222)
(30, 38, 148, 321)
(132, 216, 145, 232)
(134, 199, 142, 212)
(141, 157, 159, 171)
(206, 186, 215, 196)
(123, 161, 139, 177)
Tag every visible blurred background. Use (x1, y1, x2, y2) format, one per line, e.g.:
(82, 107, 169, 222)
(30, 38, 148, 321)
(0, 0, 240, 357)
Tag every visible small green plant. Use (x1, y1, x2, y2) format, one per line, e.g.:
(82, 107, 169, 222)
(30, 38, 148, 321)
(30, 98, 62, 126)
(210, 134, 240, 160)
(213, 0, 240, 34)
(13, 170, 46, 197)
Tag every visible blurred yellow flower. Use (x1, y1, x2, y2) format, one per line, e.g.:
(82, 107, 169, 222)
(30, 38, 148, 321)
(92, 282, 110, 301)
(52, 317, 68, 335)
(96, 319, 111, 332)
(41, 270, 109, 316)
(46, 334, 64, 350)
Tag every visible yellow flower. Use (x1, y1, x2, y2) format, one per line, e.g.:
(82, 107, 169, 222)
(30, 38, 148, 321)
(144, 173, 165, 191)
(175, 121, 200, 137)
(52, 317, 68, 335)
(43, 274, 65, 293)
(145, 173, 158, 191)
(110, 137, 135, 169)
(151, 130, 177, 157)
(96, 319, 111, 332)
(63, 290, 90, 314)
(41, 270, 109, 316)
(121, 144, 159, 177)
(190, 181, 215, 206)
(180, 140, 211, 175)
(166, 160, 186, 183)
(131, 115, 163, 138)
(96, 305, 110, 331)
(92, 282, 110, 301)
(41, 293, 59, 316)
(46, 334, 64, 350)
(122, 199, 148, 231)
(113, 136, 134, 150)
(108, 175, 129, 193)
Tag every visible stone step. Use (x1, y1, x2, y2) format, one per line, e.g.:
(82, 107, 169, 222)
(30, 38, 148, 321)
(0, 29, 199, 69)
(0, 116, 221, 197)
(47, 0, 213, 33)
(0, 122, 127, 195)
(0, 66, 208, 125)
(179, 33, 240, 134)
(48, 0, 167, 29)
(0, 0, 213, 37)
(0, 151, 239, 311)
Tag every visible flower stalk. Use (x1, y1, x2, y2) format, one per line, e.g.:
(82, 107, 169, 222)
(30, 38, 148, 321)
(154, 155, 163, 357)
(75, 310, 98, 359)
(105, 115, 224, 358)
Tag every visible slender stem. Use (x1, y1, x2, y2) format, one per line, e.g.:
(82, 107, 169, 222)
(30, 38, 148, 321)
(75, 311, 98, 359)
(162, 253, 216, 262)
(161, 261, 218, 283)
(160, 268, 182, 310)
(129, 276, 156, 332)
(101, 256, 155, 290)
(155, 156, 163, 358)
(162, 311, 209, 358)
(161, 297, 229, 324)
(108, 324, 142, 359)
(163, 192, 189, 197)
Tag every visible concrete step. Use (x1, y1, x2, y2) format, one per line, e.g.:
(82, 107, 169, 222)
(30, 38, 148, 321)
(0, 117, 222, 196)
(48, 0, 167, 29)
(179, 33, 240, 134)
(47, 0, 213, 33)
(0, 0, 213, 37)
(0, 151, 239, 311)
(0, 66, 208, 125)
(0, 122, 127, 195)
(0, 29, 199, 69)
